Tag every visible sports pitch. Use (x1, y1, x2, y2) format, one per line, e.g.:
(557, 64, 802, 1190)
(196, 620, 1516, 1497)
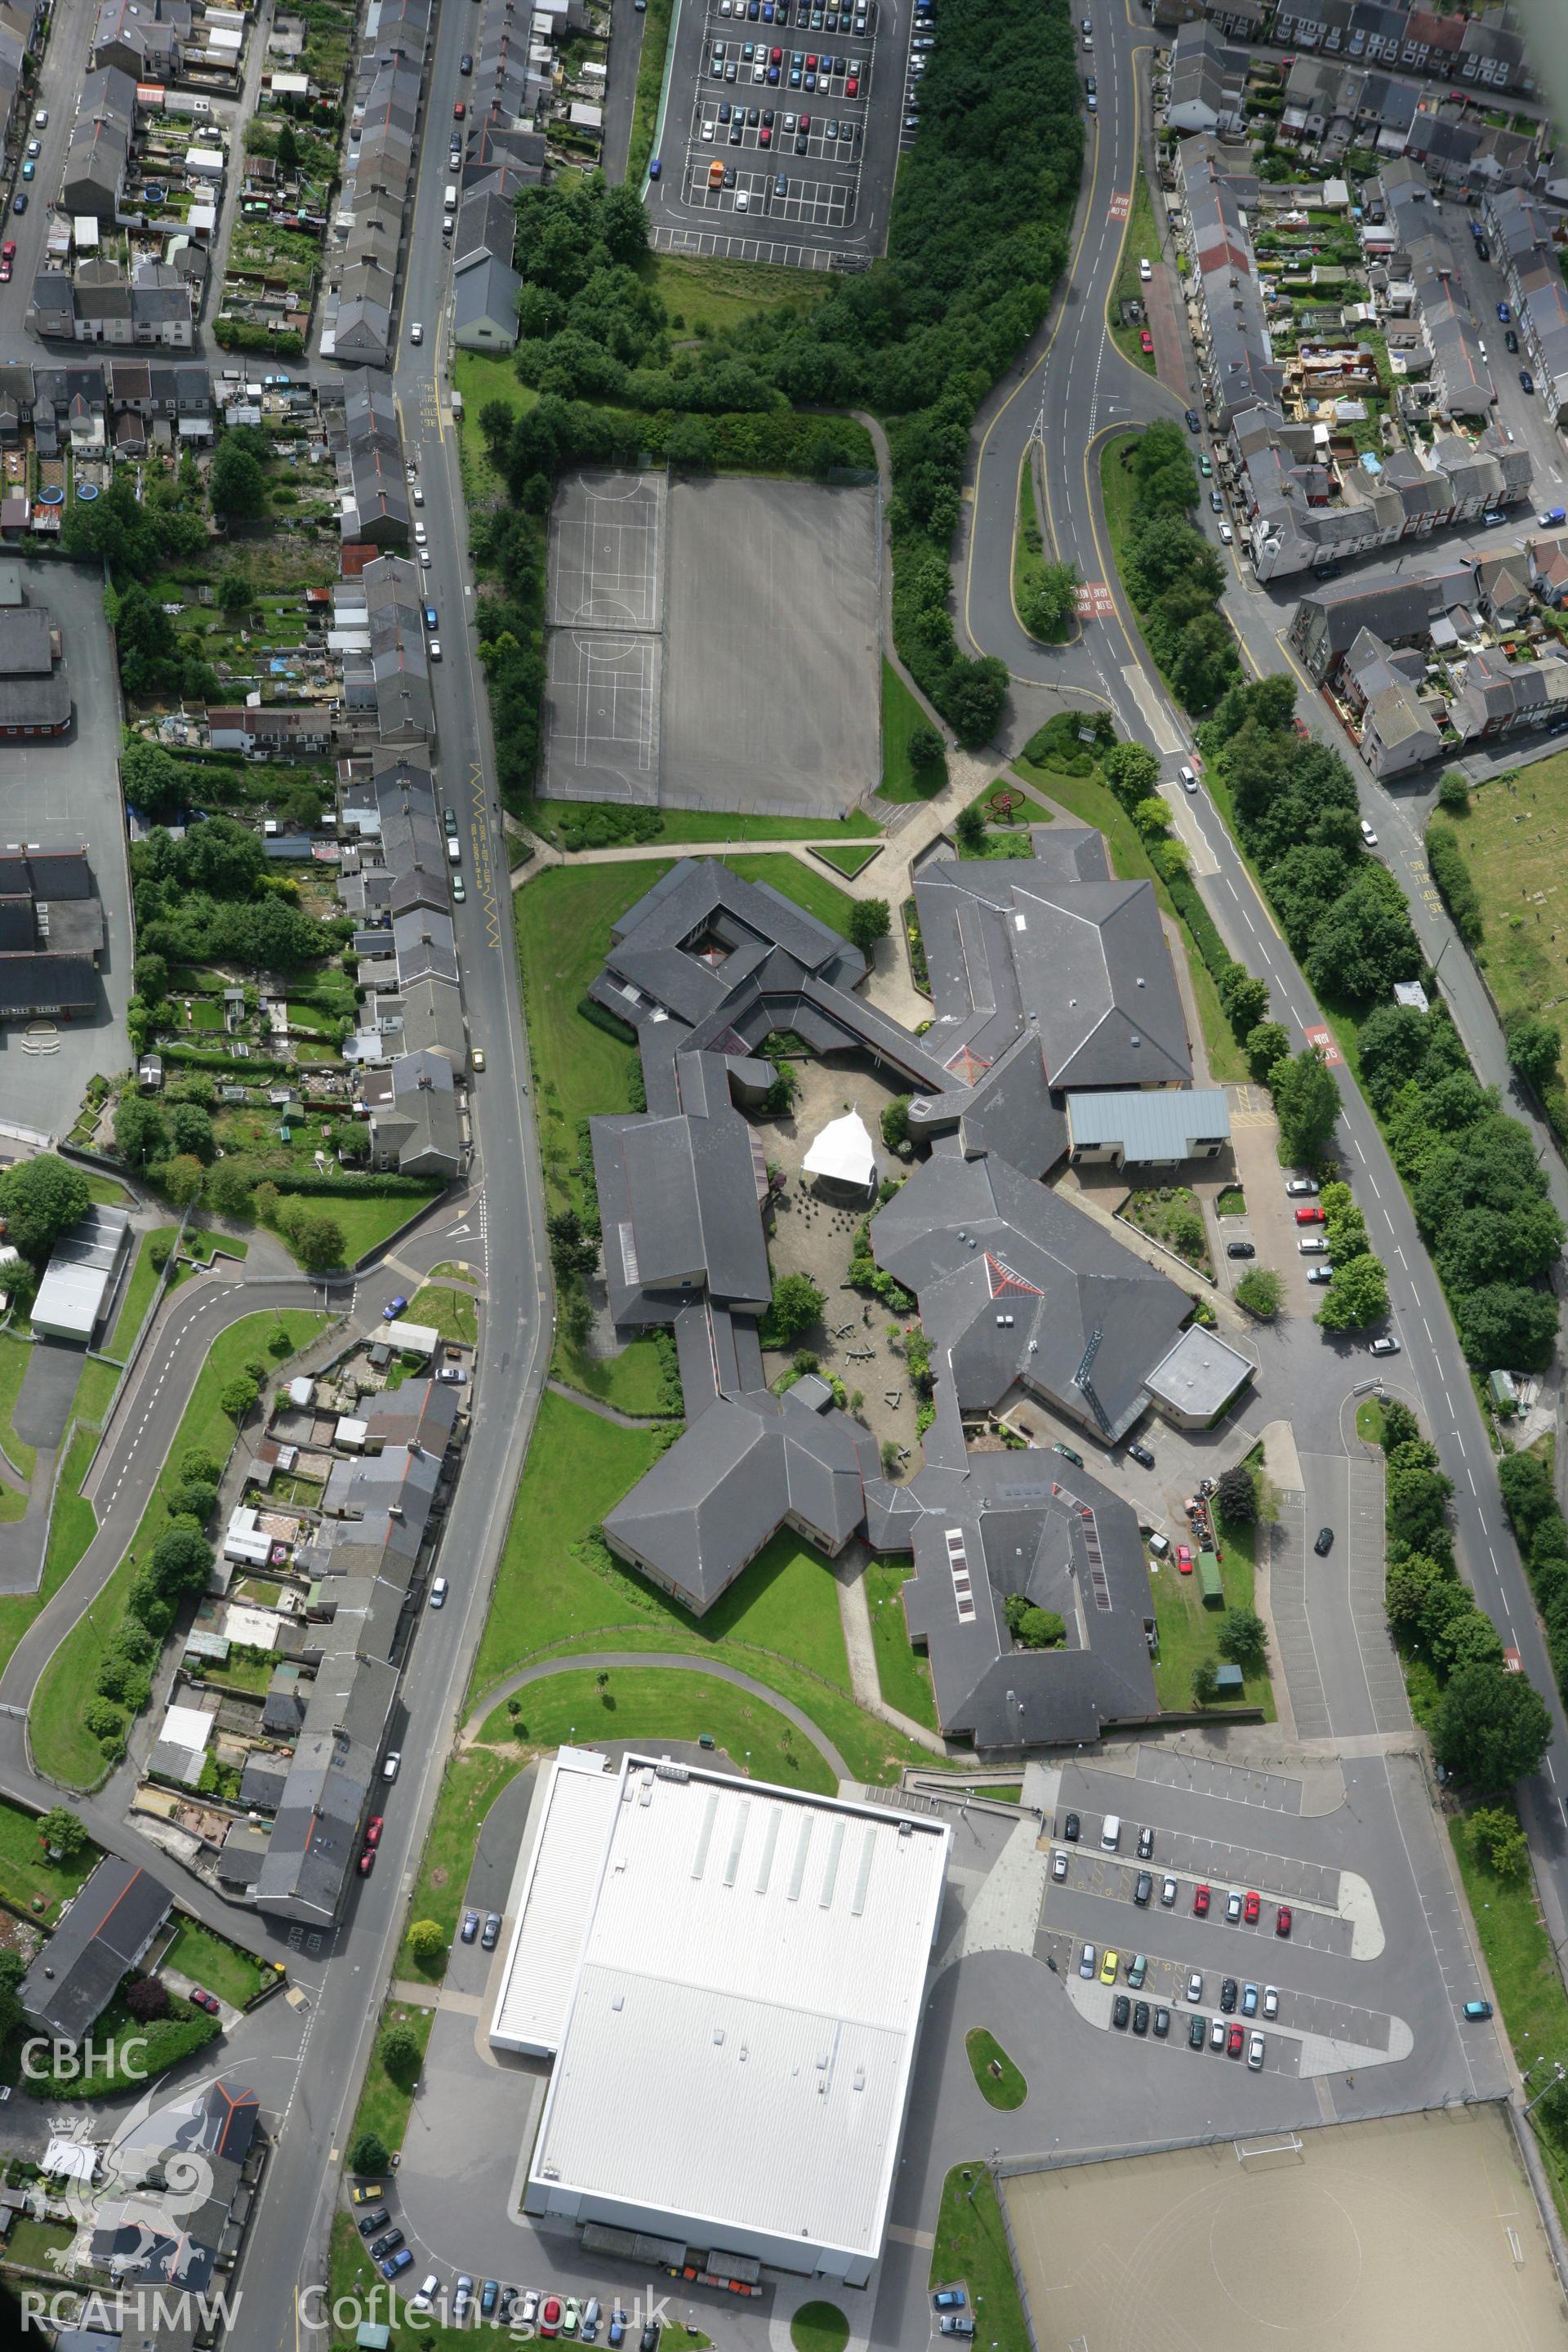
(541, 468, 880, 816)
(1003, 2105, 1568, 2352)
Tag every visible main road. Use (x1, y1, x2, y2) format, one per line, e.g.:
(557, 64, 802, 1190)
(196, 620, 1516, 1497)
(957, 0, 1568, 2016)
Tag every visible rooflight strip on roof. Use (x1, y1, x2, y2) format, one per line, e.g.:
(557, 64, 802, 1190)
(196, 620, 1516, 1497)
(820, 1818, 845, 1907)
(692, 1786, 719, 1879)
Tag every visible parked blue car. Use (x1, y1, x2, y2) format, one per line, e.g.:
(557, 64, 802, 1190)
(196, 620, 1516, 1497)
(934, 2291, 967, 2311)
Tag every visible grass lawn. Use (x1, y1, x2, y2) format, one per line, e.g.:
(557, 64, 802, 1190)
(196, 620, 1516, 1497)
(1428, 766, 1568, 1061)
(880, 658, 947, 801)
(408, 1285, 478, 1346)
(107, 1227, 179, 1359)
(470, 1390, 933, 1784)
(1450, 1804, 1568, 2218)
(483, 1665, 838, 1794)
(812, 842, 884, 879)
(0, 1796, 97, 1922)
(1215, 1186, 1245, 1216)
(550, 1328, 679, 1417)
(648, 251, 831, 336)
(159, 1915, 272, 2007)
(1356, 1396, 1385, 1446)
(72, 1358, 120, 1431)
(350, 2001, 434, 2156)
(1108, 159, 1162, 374)
(790, 2305, 849, 2352)
(1151, 1509, 1275, 1718)
(865, 1558, 939, 1731)
(1013, 458, 1071, 642)
(0, 1423, 100, 1683)
(0, 1482, 21, 1523)
(4, 2217, 75, 2274)
(1013, 755, 1245, 1085)
(401, 1748, 522, 1973)
(425, 1262, 478, 1285)
(929, 2163, 1031, 2352)
(30, 1309, 329, 1788)
(964, 2027, 1027, 2110)
(452, 350, 537, 501)
(516, 861, 675, 1134)
(523, 797, 880, 849)
(0, 1334, 37, 1480)
(82, 1174, 131, 1208)
(272, 1187, 439, 1268)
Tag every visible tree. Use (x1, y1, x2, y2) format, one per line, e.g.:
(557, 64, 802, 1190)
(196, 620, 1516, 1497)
(1131, 796, 1171, 840)
(1191, 1657, 1220, 1707)
(407, 1919, 445, 1962)
(0, 1154, 89, 1262)
(955, 802, 987, 853)
(83, 1697, 126, 1747)
(1218, 1606, 1267, 1672)
(218, 571, 256, 618)
(38, 1806, 87, 1860)
(1235, 1267, 1281, 1319)
(1101, 742, 1160, 808)
(275, 120, 300, 170)
(171, 1481, 218, 1525)
(1505, 1012, 1561, 1093)
(1019, 561, 1080, 640)
(847, 898, 892, 955)
(220, 1373, 259, 1420)
(1170, 609, 1240, 712)
(288, 1212, 345, 1272)
(347, 2130, 390, 2177)
(115, 1096, 169, 1169)
(1245, 1021, 1290, 1085)
(1303, 870, 1423, 1004)
(151, 1525, 213, 1594)
(1437, 768, 1470, 813)
(1315, 1253, 1389, 1331)
(160, 1153, 206, 1209)
(1215, 1463, 1257, 1525)
(764, 1272, 826, 1347)
(1472, 1805, 1529, 1881)
(907, 722, 944, 772)
(381, 2020, 421, 2077)
(134, 951, 169, 1004)
(207, 1162, 254, 1218)
(168, 1105, 215, 1167)
(881, 1096, 911, 1151)
(943, 653, 1009, 746)
(1272, 1046, 1339, 1163)
(1455, 1281, 1560, 1373)
(546, 1205, 598, 1283)
(1167, 1205, 1205, 1259)
(208, 439, 268, 519)
(1432, 1660, 1551, 1790)
(1218, 964, 1269, 1038)
(665, 415, 715, 470)
(125, 1974, 171, 2024)
(1005, 1601, 1065, 1649)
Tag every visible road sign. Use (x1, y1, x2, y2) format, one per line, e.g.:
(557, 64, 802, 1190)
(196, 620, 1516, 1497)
(1075, 579, 1116, 619)
(1303, 1023, 1343, 1067)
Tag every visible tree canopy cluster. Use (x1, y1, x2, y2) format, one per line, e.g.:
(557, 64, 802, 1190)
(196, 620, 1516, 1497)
(1375, 1396, 1549, 1788)
(1361, 1000, 1561, 1370)
(128, 818, 340, 980)
(1117, 421, 1241, 714)
(1499, 1448, 1568, 1726)
(1209, 675, 1424, 1007)
(0, 1153, 89, 1264)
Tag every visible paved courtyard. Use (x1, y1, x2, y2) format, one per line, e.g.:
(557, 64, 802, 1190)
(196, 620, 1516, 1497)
(0, 560, 131, 1137)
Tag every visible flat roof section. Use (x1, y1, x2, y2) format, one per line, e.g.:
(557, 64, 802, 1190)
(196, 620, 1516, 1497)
(1065, 1086, 1232, 1160)
(1145, 1323, 1256, 1423)
(528, 1756, 950, 2270)
(490, 1747, 622, 2055)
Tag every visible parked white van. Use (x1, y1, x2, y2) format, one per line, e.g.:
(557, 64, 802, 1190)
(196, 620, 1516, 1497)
(1100, 1814, 1121, 1851)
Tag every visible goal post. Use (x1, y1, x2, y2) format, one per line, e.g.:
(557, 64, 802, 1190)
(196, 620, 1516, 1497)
(1235, 2133, 1304, 2167)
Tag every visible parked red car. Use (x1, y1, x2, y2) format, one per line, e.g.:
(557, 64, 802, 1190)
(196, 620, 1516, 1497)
(1193, 1882, 1210, 1917)
(1294, 1204, 1325, 1225)
(1139, 330, 1153, 354)
(540, 2300, 563, 2341)
(1244, 1889, 1261, 1923)
(1177, 1544, 1193, 1575)
(189, 1987, 220, 2015)
(1276, 1904, 1293, 1938)
(1227, 2023, 1245, 2057)
(364, 1815, 384, 1847)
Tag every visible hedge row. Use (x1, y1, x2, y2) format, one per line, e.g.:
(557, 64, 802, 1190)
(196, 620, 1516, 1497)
(161, 1045, 294, 1079)
(1162, 860, 1233, 989)
(576, 995, 639, 1049)
(1425, 819, 1484, 947)
(256, 1169, 440, 1200)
